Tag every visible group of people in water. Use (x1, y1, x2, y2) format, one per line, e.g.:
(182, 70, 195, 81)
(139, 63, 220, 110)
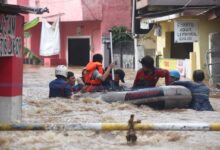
(49, 54, 213, 111)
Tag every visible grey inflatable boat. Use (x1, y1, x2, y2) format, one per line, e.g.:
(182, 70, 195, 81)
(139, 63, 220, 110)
(81, 86, 192, 109)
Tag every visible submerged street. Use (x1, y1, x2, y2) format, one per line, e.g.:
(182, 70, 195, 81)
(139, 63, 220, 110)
(0, 65, 219, 150)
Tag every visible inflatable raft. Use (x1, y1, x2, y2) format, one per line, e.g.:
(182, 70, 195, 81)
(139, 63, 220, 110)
(82, 86, 192, 109)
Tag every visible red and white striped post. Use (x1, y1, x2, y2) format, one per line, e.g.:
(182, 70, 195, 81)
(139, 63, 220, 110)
(0, 13, 24, 122)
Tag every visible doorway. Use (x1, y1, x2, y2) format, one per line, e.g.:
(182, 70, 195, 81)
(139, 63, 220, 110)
(170, 32, 193, 59)
(68, 37, 90, 66)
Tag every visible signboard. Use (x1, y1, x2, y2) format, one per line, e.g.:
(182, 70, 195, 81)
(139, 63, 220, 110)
(174, 20, 199, 43)
(0, 14, 22, 57)
(159, 58, 187, 77)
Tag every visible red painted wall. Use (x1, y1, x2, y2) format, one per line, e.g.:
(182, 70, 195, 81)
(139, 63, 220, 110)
(17, 0, 29, 22)
(30, 21, 101, 64)
(0, 14, 24, 96)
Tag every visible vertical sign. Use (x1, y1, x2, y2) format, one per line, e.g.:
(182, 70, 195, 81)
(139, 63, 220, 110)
(174, 20, 199, 43)
(0, 14, 22, 57)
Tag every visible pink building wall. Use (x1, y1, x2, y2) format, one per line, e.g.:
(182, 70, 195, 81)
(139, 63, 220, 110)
(7, 0, 29, 21)
(101, 0, 132, 35)
(28, 0, 131, 34)
(29, 0, 103, 22)
(30, 21, 101, 64)
(60, 21, 102, 61)
(9, 0, 132, 66)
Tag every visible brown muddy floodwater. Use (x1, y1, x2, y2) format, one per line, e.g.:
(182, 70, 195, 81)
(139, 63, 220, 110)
(0, 65, 220, 150)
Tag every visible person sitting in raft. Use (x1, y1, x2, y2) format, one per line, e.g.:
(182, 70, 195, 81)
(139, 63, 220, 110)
(67, 71, 84, 93)
(172, 70, 213, 111)
(133, 55, 170, 89)
(49, 65, 72, 98)
(169, 70, 181, 84)
(83, 54, 114, 92)
(102, 69, 126, 91)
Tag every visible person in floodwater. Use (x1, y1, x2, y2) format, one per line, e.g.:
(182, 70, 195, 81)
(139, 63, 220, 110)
(67, 71, 75, 86)
(75, 68, 86, 86)
(102, 69, 126, 91)
(133, 55, 170, 89)
(83, 54, 114, 92)
(172, 70, 214, 111)
(49, 65, 72, 98)
(169, 70, 181, 84)
(67, 71, 84, 93)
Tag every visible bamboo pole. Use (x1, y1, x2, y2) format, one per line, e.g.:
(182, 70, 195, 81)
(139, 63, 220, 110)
(0, 123, 220, 131)
(109, 30, 115, 81)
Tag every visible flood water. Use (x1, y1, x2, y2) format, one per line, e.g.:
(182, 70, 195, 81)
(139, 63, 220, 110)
(0, 65, 220, 150)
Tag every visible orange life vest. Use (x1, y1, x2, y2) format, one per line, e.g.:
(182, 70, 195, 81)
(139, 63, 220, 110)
(84, 62, 104, 85)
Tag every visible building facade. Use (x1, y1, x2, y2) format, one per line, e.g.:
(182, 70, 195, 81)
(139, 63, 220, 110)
(136, 0, 220, 80)
(9, 0, 132, 66)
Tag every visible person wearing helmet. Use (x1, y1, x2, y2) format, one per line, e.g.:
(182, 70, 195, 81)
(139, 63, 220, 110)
(133, 55, 170, 89)
(172, 70, 213, 111)
(169, 70, 180, 84)
(49, 65, 72, 98)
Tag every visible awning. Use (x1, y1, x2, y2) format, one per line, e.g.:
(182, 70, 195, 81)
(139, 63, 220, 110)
(141, 13, 183, 25)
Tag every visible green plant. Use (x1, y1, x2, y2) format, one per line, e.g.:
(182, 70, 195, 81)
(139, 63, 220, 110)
(111, 26, 131, 44)
(24, 17, 41, 65)
(24, 47, 41, 64)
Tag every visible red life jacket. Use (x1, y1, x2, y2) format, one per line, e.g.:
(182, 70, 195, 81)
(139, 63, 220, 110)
(84, 62, 104, 85)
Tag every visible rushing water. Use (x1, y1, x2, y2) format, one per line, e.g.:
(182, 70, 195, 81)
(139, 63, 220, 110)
(0, 65, 220, 150)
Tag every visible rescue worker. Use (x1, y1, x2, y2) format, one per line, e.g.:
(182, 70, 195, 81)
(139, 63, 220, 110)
(172, 70, 213, 111)
(83, 54, 114, 92)
(133, 55, 170, 89)
(169, 70, 181, 84)
(49, 65, 72, 98)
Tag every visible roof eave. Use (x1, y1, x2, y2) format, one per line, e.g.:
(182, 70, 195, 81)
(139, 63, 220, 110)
(0, 3, 49, 14)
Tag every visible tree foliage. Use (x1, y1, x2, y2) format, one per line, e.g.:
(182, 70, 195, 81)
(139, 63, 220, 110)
(111, 26, 132, 44)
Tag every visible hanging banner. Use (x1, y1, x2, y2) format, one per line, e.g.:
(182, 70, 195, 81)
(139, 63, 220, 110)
(0, 14, 22, 57)
(174, 20, 199, 43)
(40, 18, 60, 56)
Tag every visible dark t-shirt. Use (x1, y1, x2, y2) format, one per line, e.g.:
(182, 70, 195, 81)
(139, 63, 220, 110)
(172, 81, 213, 111)
(49, 78, 72, 98)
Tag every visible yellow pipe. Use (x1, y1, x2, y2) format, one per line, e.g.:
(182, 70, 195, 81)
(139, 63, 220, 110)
(210, 123, 220, 131)
(101, 123, 154, 130)
(0, 123, 220, 131)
